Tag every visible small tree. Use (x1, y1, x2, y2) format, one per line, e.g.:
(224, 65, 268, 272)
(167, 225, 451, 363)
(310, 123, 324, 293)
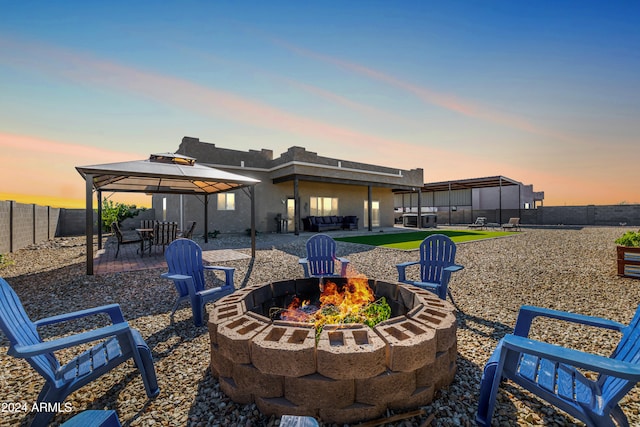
(99, 200, 145, 232)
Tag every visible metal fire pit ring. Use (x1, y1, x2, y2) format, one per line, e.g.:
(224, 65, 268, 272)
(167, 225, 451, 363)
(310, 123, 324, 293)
(208, 278, 457, 425)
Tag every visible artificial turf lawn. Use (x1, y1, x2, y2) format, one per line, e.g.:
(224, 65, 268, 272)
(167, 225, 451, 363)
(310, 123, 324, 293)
(334, 229, 513, 250)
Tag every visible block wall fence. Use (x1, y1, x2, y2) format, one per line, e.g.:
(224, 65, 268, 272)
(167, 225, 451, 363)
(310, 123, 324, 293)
(2, 200, 640, 254)
(0, 201, 60, 254)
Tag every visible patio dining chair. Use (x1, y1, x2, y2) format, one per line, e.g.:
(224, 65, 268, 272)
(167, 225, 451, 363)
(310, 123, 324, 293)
(151, 221, 178, 253)
(111, 222, 141, 259)
(0, 277, 159, 427)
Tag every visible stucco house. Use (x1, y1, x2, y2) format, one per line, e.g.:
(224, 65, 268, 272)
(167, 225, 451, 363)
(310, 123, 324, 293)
(153, 137, 424, 235)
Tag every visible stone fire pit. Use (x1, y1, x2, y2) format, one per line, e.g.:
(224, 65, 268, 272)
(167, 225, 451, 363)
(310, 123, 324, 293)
(208, 278, 457, 424)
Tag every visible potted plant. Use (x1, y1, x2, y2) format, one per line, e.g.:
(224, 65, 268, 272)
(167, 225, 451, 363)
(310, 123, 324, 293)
(615, 230, 640, 278)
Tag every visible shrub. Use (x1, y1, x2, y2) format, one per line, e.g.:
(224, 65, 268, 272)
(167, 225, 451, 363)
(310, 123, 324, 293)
(0, 253, 14, 269)
(98, 200, 146, 232)
(615, 230, 640, 247)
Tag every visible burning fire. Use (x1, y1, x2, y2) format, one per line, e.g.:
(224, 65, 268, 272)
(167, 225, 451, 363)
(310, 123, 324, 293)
(280, 276, 388, 332)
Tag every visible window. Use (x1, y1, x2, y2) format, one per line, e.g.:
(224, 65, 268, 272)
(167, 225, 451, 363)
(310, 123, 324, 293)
(310, 197, 338, 216)
(364, 200, 380, 227)
(217, 193, 235, 210)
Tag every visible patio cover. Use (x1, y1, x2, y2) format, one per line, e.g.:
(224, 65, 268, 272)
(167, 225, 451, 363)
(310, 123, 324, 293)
(76, 153, 260, 275)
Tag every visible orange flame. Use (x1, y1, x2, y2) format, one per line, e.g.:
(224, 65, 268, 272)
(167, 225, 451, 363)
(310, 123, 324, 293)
(281, 276, 375, 326)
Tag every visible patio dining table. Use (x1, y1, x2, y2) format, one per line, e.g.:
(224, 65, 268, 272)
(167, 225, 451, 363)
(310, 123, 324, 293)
(135, 228, 154, 256)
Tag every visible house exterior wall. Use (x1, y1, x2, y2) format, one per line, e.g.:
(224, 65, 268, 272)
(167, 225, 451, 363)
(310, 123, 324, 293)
(153, 137, 423, 234)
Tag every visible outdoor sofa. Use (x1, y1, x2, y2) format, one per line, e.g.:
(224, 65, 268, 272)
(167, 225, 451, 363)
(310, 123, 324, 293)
(303, 215, 359, 232)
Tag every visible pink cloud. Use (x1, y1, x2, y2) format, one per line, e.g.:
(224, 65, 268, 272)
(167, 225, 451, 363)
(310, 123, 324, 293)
(0, 132, 145, 198)
(268, 37, 587, 146)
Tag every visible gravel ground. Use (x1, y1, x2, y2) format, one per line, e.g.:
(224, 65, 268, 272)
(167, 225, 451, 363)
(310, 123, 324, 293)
(1, 226, 639, 427)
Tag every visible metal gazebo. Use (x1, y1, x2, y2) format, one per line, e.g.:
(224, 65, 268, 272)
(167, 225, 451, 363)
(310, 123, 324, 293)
(76, 153, 260, 275)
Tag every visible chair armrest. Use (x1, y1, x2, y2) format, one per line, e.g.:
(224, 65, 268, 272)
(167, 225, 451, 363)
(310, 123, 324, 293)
(10, 323, 131, 358)
(34, 304, 125, 326)
(337, 257, 350, 276)
(396, 261, 419, 282)
(501, 334, 640, 379)
(445, 264, 464, 273)
(299, 258, 310, 278)
(161, 272, 193, 281)
(199, 285, 235, 299)
(513, 305, 626, 337)
(204, 266, 235, 287)
(412, 281, 438, 291)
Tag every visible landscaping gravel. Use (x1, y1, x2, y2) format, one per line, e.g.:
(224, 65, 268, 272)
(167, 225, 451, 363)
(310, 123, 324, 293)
(1, 226, 639, 426)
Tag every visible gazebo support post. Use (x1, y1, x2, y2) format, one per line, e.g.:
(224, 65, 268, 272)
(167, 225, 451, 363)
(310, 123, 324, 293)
(97, 190, 102, 250)
(85, 173, 94, 275)
(250, 185, 256, 258)
(204, 194, 209, 243)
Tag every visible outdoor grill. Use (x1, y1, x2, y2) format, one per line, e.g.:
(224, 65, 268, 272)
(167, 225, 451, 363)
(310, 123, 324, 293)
(208, 277, 457, 424)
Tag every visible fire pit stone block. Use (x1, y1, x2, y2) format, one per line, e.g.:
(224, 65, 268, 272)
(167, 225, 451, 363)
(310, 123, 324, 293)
(284, 373, 355, 409)
(218, 376, 253, 405)
(208, 302, 245, 345)
(355, 369, 415, 405)
(319, 402, 386, 425)
(251, 325, 317, 377)
(216, 312, 270, 364)
(316, 325, 386, 380)
(256, 396, 318, 419)
(375, 317, 436, 372)
(232, 362, 284, 398)
(210, 342, 234, 378)
(408, 304, 457, 352)
(389, 384, 435, 411)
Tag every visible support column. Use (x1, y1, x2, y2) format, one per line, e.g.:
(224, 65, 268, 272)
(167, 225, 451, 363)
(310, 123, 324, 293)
(294, 177, 300, 236)
(417, 189, 422, 229)
(97, 190, 102, 250)
(85, 174, 94, 275)
(499, 177, 503, 224)
(367, 185, 373, 231)
(204, 194, 209, 243)
(250, 185, 256, 258)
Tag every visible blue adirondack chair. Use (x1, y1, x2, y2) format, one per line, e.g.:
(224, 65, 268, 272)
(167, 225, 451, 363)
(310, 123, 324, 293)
(476, 305, 640, 427)
(299, 234, 350, 277)
(396, 234, 463, 302)
(161, 238, 236, 327)
(0, 277, 159, 427)
(60, 410, 121, 427)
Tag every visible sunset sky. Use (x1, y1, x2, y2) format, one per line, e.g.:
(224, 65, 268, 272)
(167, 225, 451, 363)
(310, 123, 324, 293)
(1, 1, 639, 208)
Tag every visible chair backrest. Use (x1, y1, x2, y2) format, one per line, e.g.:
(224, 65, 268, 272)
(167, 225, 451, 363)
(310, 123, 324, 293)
(111, 222, 124, 243)
(0, 277, 59, 382)
(475, 217, 487, 225)
(305, 234, 338, 276)
(508, 217, 520, 225)
(600, 307, 640, 406)
(164, 239, 207, 296)
(153, 222, 178, 246)
(418, 234, 458, 284)
(141, 219, 156, 230)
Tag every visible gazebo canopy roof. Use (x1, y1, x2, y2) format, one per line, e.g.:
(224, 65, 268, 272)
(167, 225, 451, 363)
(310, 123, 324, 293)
(76, 152, 259, 195)
(77, 153, 260, 275)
